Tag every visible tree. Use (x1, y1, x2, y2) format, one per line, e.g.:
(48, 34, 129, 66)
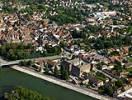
(7, 49, 17, 60)
(114, 61, 123, 73)
(106, 86, 114, 96)
(128, 71, 132, 78)
(0, 43, 34, 60)
(98, 83, 115, 96)
(27, 60, 33, 66)
(98, 86, 105, 94)
(4, 86, 52, 100)
(60, 65, 65, 79)
(54, 66, 59, 77)
(44, 64, 49, 74)
(115, 79, 123, 88)
(128, 47, 132, 55)
(19, 60, 33, 67)
(60, 65, 69, 80)
(63, 70, 69, 80)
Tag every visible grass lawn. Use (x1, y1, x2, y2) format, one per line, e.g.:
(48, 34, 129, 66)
(127, 67, 132, 72)
(127, 57, 132, 62)
(96, 76, 106, 82)
(95, 72, 107, 82)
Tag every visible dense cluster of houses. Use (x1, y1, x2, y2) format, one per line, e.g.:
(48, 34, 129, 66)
(0, 0, 131, 99)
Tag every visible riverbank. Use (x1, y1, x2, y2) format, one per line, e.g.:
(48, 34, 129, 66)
(11, 66, 115, 100)
(0, 68, 94, 100)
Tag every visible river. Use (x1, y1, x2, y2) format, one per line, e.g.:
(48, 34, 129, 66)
(0, 68, 96, 100)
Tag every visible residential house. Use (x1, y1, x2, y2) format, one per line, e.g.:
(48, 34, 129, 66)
(87, 74, 104, 87)
(71, 63, 92, 77)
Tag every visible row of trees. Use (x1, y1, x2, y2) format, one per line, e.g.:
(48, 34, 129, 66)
(44, 60, 70, 80)
(84, 0, 101, 4)
(0, 43, 61, 60)
(49, 7, 84, 25)
(0, 43, 33, 60)
(60, 64, 70, 80)
(45, 45, 61, 56)
(45, 65, 69, 80)
(98, 82, 115, 96)
(19, 3, 48, 15)
(1, 0, 85, 24)
(19, 60, 33, 67)
(72, 25, 131, 52)
(0, 0, 41, 5)
(2, 6, 17, 13)
(35, 45, 61, 58)
(88, 35, 131, 50)
(78, 34, 131, 52)
(4, 86, 52, 100)
(113, 61, 124, 73)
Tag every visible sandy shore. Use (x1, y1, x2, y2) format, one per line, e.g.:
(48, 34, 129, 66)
(11, 66, 115, 100)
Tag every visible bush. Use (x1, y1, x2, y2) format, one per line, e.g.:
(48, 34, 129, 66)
(4, 86, 52, 100)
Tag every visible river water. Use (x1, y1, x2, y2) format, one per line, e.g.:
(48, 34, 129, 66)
(0, 68, 96, 100)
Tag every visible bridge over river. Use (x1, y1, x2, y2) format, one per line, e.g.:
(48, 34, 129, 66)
(0, 55, 61, 68)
